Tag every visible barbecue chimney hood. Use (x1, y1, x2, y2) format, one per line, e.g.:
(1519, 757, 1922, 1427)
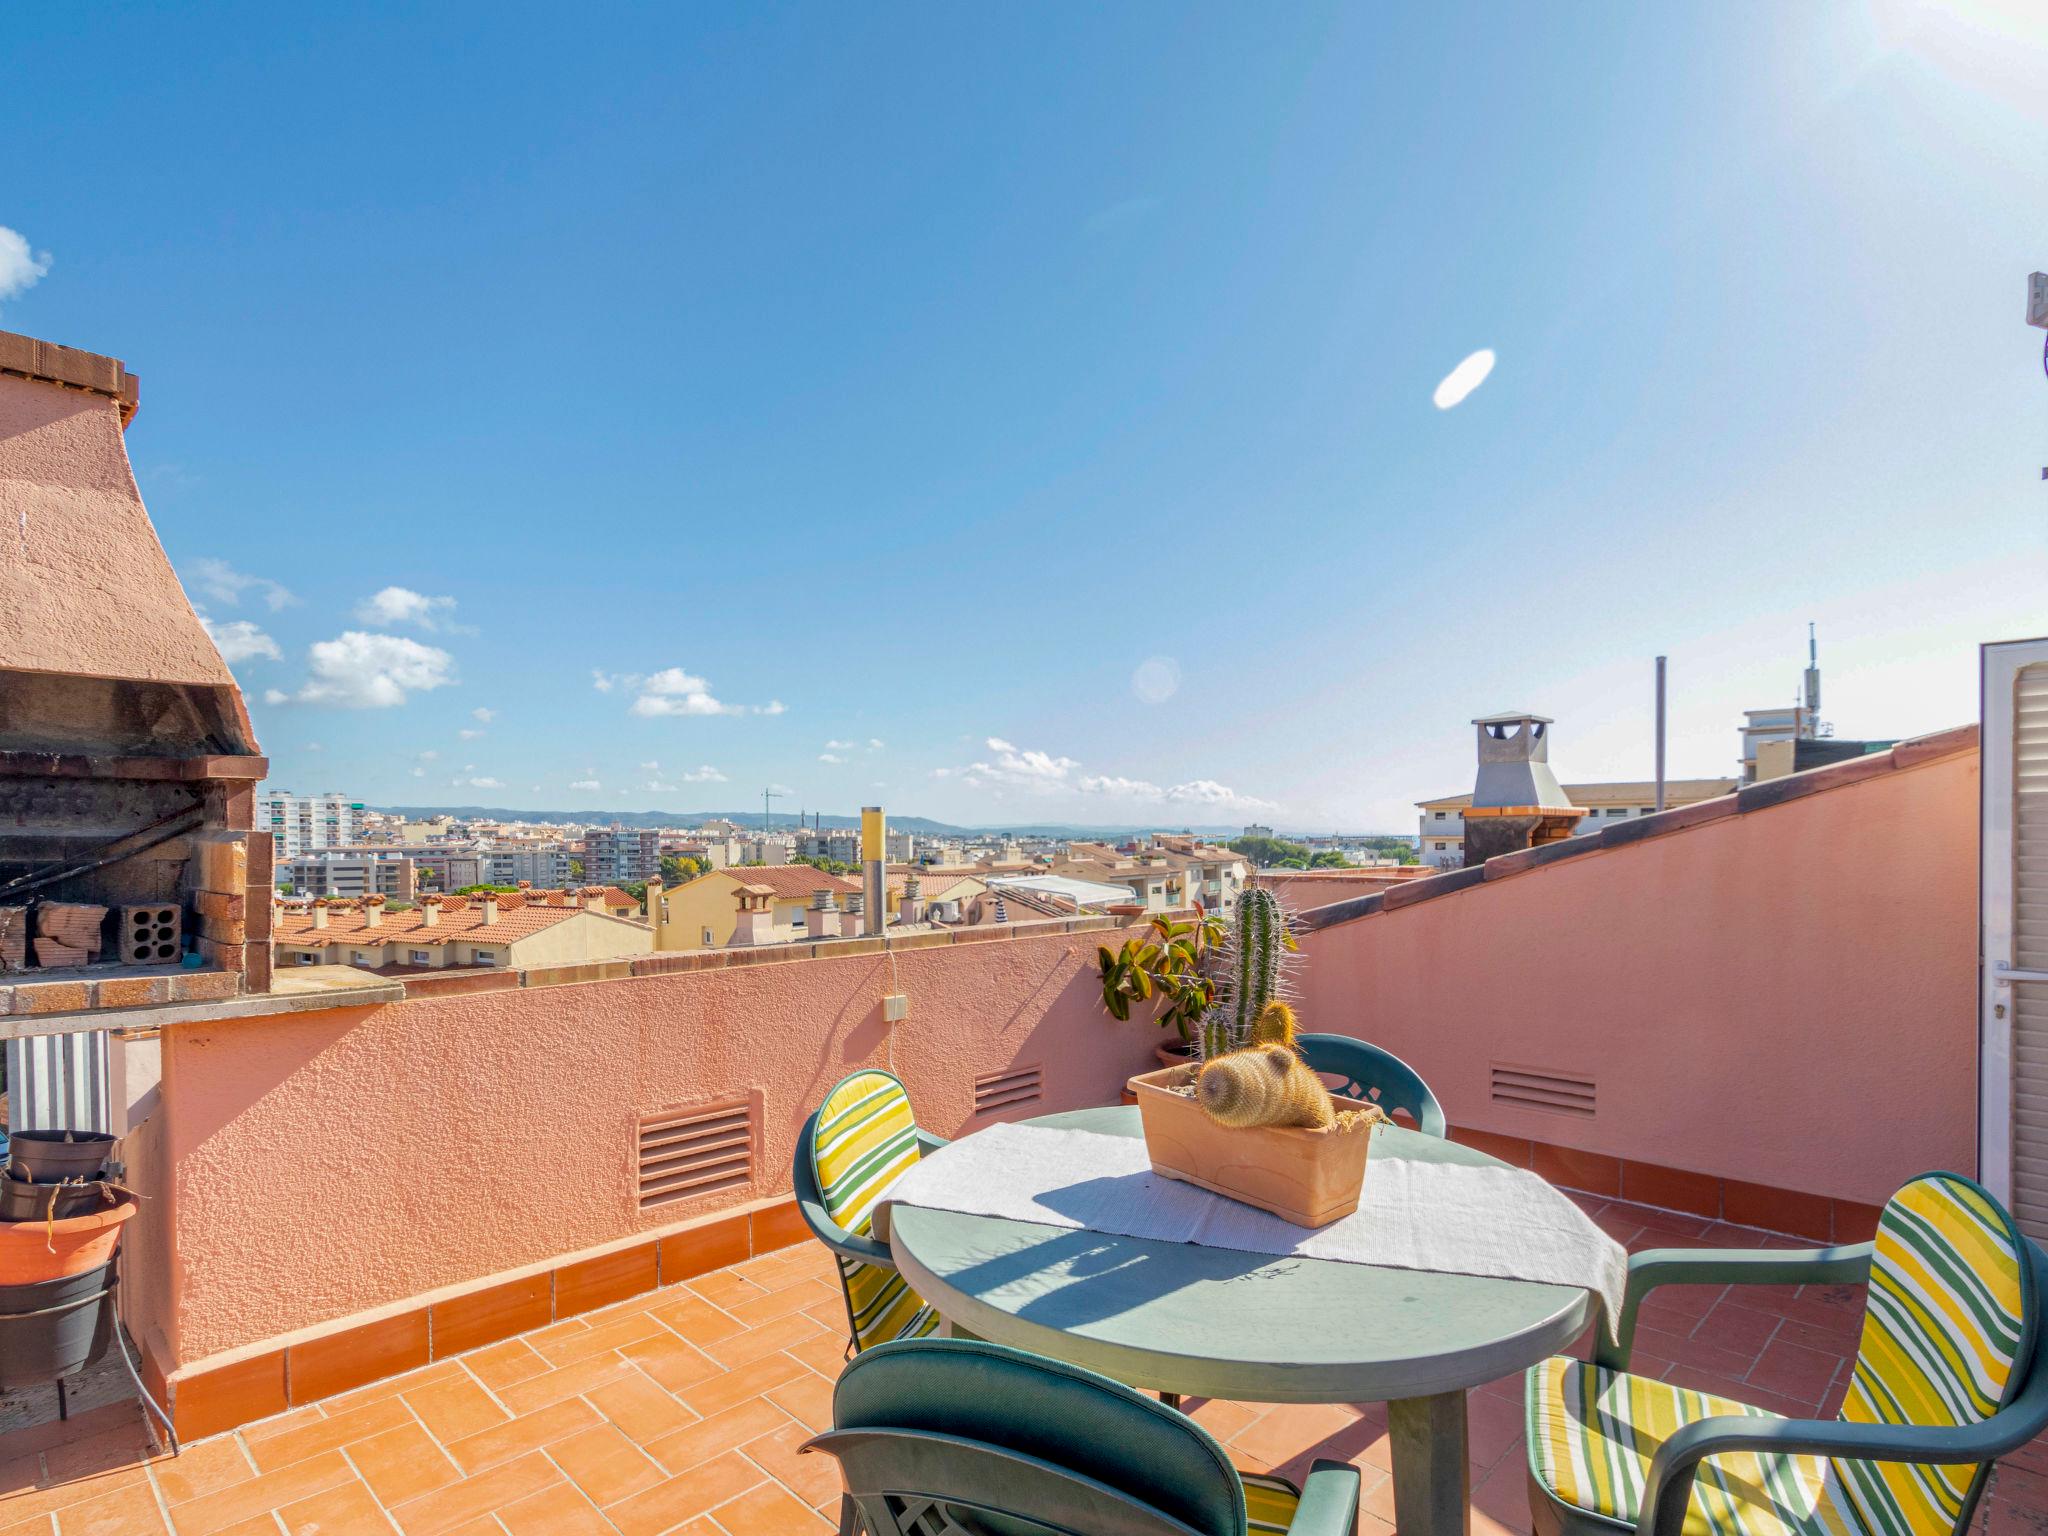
(0, 329, 272, 1018)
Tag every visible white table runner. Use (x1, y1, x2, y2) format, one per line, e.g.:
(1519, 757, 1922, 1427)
(880, 1123, 1626, 1336)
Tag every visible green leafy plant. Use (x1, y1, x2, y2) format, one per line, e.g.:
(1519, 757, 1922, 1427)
(1097, 908, 1224, 1043)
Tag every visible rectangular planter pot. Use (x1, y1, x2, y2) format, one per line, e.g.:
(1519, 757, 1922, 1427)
(1128, 1064, 1373, 1228)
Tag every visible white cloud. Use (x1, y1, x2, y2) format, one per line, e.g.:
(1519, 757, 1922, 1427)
(273, 631, 455, 708)
(189, 558, 297, 612)
(1432, 349, 1496, 410)
(304, 742, 324, 753)
(627, 667, 782, 718)
(410, 766, 426, 778)
(819, 753, 847, 764)
(418, 749, 439, 761)
(472, 707, 495, 723)
(640, 760, 661, 771)
(868, 738, 885, 750)
(1132, 656, 1181, 705)
(680, 765, 727, 783)
(355, 586, 462, 631)
(645, 779, 677, 792)
(592, 669, 624, 693)
(451, 776, 503, 790)
(200, 616, 282, 664)
(459, 728, 484, 741)
(825, 739, 855, 751)
(945, 734, 1275, 811)
(570, 778, 602, 791)
(0, 228, 51, 309)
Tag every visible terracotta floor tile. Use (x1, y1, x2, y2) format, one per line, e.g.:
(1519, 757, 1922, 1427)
(495, 1480, 615, 1536)
(586, 1372, 697, 1446)
(38, 1422, 151, 1489)
(496, 1356, 639, 1419)
(524, 1318, 592, 1351)
(618, 1333, 722, 1397)
(1695, 1302, 1784, 1358)
(49, 1476, 170, 1536)
(762, 1373, 834, 1436)
(644, 1295, 746, 1351)
(697, 1311, 827, 1374)
(401, 1377, 508, 1447)
(1472, 1453, 1537, 1536)
(458, 1341, 549, 1395)
(1745, 1338, 1844, 1405)
(245, 1398, 414, 1475)
(273, 1477, 396, 1535)
(709, 1478, 831, 1534)
(0, 1516, 53, 1536)
(782, 1333, 849, 1382)
(339, 1422, 461, 1509)
(543, 1422, 663, 1507)
(1186, 1398, 1259, 1442)
(318, 1361, 465, 1420)
(444, 1399, 601, 1477)
(738, 1421, 841, 1509)
(721, 1281, 838, 1331)
(646, 1399, 791, 1478)
(164, 1450, 354, 1536)
(684, 1272, 767, 1313)
(676, 1354, 810, 1424)
(387, 1451, 561, 1536)
(1629, 1323, 1760, 1381)
(192, 1518, 280, 1536)
(1228, 1404, 1371, 1472)
(1467, 1393, 1526, 1471)
(151, 1436, 257, 1507)
(606, 1452, 765, 1536)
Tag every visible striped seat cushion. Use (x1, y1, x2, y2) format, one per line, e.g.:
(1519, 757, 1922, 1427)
(1241, 1471, 1301, 1533)
(1528, 1173, 2033, 1536)
(811, 1070, 940, 1353)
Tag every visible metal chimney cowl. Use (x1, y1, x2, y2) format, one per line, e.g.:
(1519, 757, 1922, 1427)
(1461, 711, 1587, 867)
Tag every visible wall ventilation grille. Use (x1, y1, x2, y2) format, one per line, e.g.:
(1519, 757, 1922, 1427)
(637, 1098, 754, 1210)
(1490, 1064, 1596, 1118)
(974, 1064, 1044, 1116)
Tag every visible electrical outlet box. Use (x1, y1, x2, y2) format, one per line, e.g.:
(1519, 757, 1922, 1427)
(882, 993, 910, 1023)
(2031, 272, 2048, 330)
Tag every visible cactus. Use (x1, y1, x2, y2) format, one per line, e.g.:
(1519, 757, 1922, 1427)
(1249, 999, 1297, 1049)
(1202, 888, 1297, 1059)
(1196, 1045, 1335, 1130)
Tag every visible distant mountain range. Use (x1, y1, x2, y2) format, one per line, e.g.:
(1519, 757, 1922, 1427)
(369, 805, 1269, 839)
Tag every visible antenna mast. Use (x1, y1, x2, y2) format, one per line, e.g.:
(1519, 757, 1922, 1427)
(762, 786, 782, 833)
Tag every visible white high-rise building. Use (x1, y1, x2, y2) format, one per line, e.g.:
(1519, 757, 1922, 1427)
(255, 790, 361, 858)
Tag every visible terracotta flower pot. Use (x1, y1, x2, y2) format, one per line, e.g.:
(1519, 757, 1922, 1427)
(1129, 1065, 1374, 1228)
(0, 1197, 137, 1285)
(1154, 1039, 1195, 1070)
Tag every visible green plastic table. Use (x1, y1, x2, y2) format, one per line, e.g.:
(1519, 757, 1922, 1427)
(886, 1105, 1595, 1536)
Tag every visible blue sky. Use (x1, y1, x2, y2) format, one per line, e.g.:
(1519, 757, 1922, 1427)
(5, 2, 2047, 830)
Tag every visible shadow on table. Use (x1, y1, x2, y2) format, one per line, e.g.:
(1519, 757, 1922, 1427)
(945, 1175, 1277, 1330)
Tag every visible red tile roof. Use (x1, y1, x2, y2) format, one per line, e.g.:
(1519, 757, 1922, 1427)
(695, 865, 862, 901)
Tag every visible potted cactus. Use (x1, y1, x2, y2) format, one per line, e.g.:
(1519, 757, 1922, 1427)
(1127, 889, 1381, 1227)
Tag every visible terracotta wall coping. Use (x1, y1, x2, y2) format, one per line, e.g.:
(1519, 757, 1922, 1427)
(1299, 722, 1980, 933)
(0, 328, 140, 423)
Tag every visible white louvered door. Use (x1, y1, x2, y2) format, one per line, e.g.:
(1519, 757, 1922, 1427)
(1982, 639, 2048, 1237)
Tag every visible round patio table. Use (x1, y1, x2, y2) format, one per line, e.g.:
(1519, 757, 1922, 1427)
(887, 1105, 1596, 1536)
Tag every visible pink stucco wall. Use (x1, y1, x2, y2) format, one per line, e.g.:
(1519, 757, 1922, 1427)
(138, 924, 1155, 1367)
(1295, 748, 1980, 1208)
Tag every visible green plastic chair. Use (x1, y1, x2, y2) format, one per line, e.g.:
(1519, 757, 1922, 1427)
(1295, 1033, 1446, 1137)
(795, 1068, 950, 1357)
(1525, 1170, 2048, 1536)
(802, 1336, 1361, 1535)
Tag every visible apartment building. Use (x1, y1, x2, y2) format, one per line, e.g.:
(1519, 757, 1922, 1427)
(254, 789, 360, 858)
(277, 851, 417, 901)
(1415, 778, 1738, 868)
(583, 824, 660, 883)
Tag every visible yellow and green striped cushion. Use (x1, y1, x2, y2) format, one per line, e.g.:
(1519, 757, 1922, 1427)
(1528, 1174, 2033, 1536)
(1832, 1173, 2029, 1536)
(811, 1070, 940, 1353)
(1529, 1357, 1854, 1536)
(1241, 1471, 1301, 1533)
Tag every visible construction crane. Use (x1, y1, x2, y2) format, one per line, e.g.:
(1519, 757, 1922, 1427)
(761, 787, 783, 833)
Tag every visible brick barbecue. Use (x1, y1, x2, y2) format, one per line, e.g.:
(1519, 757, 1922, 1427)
(0, 330, 272, 1020)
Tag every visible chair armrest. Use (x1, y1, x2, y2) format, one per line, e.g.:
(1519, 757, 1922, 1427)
(1286, 1459, 1361, 1536)
(917, 1129, 951, 1156)
(1638, 1410, 2023, 1536)
(797, 1192, 895, 1270)
(1415, 1098, 1447, 1139)
(1598, 1244, 1872, 1369)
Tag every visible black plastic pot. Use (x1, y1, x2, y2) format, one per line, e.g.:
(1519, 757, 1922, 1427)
(0, 1174, 112, 1223)
(8, 1131, 114, 1184)
(0, 1262, 114, 1393)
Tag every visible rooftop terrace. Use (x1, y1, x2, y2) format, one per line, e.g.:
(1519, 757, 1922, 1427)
(16, 1189, 2039, 1536)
